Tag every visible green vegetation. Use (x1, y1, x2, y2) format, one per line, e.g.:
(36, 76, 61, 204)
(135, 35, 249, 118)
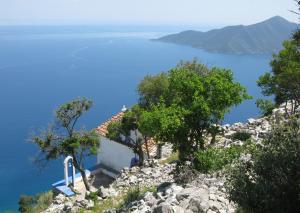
(194, 145, 245, 173)
(86, 191, 98, 202)
(138, 60, 250, 162)
(87, 186, 156, 213)
(160, 151, 179, 164)
(226, 118, 300, 212)
(257, 25, 300, 115)
(122, 186, 142, 206)
(121, 185, 155, 207)
(108, 60, 249, 165)
(19, 191, 53, 213)
(107, 105, 149, 165)
(32, 97, 99, 190)
(256, 99, 275, 116)
(231, 131, 252, 141)
(138, 72, 169, 109)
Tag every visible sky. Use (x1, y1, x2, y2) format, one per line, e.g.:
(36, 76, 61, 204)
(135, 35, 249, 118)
(0, 0, 299, 26)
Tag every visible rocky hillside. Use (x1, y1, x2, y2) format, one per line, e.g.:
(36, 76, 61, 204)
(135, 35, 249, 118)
(43, 103, 291, 213)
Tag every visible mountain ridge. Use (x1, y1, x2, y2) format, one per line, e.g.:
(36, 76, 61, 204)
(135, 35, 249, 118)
(155, 16, 299, 54)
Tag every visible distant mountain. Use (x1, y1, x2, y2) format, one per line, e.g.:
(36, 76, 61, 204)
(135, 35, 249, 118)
(155, 16, 299, 54)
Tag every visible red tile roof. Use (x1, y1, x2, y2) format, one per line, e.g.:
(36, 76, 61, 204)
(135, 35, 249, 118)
(96, 111, 158, 157)
(95, 112, 124, 137)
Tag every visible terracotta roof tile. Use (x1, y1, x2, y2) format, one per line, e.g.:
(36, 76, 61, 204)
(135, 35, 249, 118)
(96, 111, 158, 156)
(95, 112, 124, 137)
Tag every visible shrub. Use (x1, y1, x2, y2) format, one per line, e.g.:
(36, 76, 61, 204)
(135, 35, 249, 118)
(226, 118, 300, 212)
(194, 145, 244, 173)
(86, 191, 98, 202)
(19, 191, 53, 213)
(119, 186, 156, 208)
(232, 131, 251, 141)
(123, 186, 141, 205)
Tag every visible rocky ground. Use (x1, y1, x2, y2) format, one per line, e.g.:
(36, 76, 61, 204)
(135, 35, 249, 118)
(46, 161, 234, 213)
(43, 103, 292, 213)
(105, 170, 235, 213)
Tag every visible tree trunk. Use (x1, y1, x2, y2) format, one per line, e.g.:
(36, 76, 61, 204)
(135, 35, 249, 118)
(138, 144, 144, 166)
(210, 132, 216, 145)
(72, 155, 90, 191)
(144, 136, 150, 159)
(156, 143, 162, 159)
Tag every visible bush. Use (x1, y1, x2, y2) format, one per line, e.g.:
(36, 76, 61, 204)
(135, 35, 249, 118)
(123, 186, 141, 205)
(119, 186, 156, 208)
(226, 118, 300, 212)
(19, 191, 53, 213)
(232, 131, 251, 141)
(86, 191, 98, 202)
(194, 145, 244, 173)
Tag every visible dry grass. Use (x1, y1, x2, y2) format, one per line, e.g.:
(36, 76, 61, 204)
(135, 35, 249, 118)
(86, 186, 156, 213)
(160, 151, 179, 164)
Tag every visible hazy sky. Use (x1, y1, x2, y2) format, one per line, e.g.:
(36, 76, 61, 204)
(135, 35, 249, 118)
(0, 0, 299, 26)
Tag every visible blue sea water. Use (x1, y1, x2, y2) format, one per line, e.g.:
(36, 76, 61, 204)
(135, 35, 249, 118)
(0, 26, 271, 211)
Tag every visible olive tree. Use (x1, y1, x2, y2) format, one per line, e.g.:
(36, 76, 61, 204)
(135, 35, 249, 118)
(139, 60, 250, 161)
(32, 97, 99, 191)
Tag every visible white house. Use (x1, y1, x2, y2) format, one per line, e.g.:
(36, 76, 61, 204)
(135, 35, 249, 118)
(95, 107, 157, 173)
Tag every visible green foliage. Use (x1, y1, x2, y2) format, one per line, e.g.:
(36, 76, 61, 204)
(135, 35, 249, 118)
(194, 145, 244, 173)
(87, 186, 156, 212)
(138, 72, 169, 108)
(107, 105, 146, 165)
(257, 39, 300, 114)
(226, 118, 300, 212)
(139, 60, 250, 161)
(106, 120, 123, 142)
(19, 191, 53, 213)
(86, 191, 98, 202)
(231, 131, 252, 141)
(256, 99, 275, 116)
(32, 97, 99, 190)
(122, 186, 141, 206)
(160, 151, 179, 164)
(120, 186, 156, 208)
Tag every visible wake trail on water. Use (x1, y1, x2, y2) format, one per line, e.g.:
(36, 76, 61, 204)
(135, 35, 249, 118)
(70, 46, 89, 61)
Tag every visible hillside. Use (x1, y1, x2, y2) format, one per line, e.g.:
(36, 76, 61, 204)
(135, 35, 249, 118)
(155, 16, 299, 54)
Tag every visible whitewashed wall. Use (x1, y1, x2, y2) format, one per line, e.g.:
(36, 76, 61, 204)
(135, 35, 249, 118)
(97, 136, 136, 172)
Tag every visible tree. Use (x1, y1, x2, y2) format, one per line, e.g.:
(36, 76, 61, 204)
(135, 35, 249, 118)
(137, 72, 169, 109)
(226, 117, 300, 212)
(139, 60, 250, 162)
(256, 99, 275, 117)
(107, 105, 146, 165)
(32, 97, 99, 191)
(258, 2, 300, 115)
(257, 40, 300, 114)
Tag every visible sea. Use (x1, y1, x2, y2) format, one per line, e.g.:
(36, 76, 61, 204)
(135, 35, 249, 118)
(0, 25, 271, 211)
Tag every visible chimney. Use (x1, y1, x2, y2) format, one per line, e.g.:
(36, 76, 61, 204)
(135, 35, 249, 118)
(121, 105, 127, 112)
